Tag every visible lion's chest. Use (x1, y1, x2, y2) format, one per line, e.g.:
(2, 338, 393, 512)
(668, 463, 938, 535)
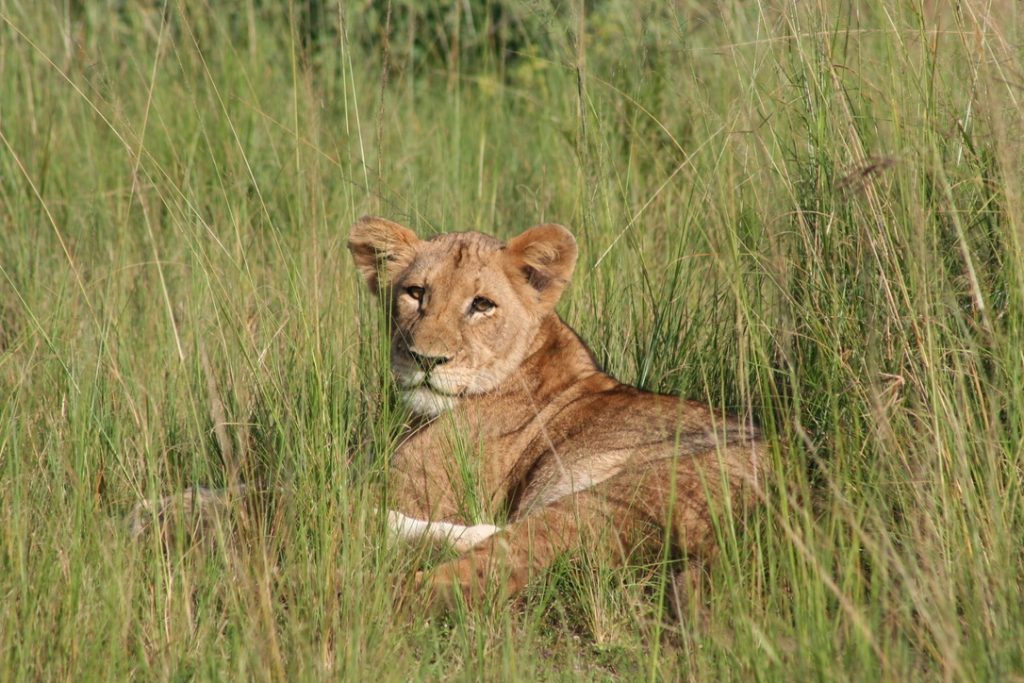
(389, 414, 534, 523)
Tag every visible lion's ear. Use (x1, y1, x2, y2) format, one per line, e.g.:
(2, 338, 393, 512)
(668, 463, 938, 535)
(505, 223, 578, 308)
(347, 216, 420, 293)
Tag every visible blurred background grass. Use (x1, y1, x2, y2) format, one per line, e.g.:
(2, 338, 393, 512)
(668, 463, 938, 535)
(1, 0, 1022, 679)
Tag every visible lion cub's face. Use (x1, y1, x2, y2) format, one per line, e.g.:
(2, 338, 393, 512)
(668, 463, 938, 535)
(348, 217, 577, 417)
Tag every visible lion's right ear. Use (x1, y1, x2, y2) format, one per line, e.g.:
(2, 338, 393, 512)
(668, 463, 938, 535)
(347, 216, 420, 293)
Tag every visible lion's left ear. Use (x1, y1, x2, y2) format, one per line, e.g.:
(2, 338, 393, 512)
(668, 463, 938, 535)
(347, 216, 420, 294)
(505, 223, 578, 308)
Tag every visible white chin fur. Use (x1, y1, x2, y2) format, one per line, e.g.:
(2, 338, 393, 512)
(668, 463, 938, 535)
(401, 386, 457, 417)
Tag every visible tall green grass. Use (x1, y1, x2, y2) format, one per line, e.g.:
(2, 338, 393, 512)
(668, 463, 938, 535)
(1, 0, 1022, 679)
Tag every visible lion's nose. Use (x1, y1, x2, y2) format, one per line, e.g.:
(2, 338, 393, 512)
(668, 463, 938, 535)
(407, 349, 451, 371)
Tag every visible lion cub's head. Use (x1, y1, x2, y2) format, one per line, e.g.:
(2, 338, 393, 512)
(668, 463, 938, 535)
(348, 216, 578, 417)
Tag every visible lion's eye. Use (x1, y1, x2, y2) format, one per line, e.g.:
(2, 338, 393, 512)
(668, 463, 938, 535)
(470, 296, 496, 314)
(405, 286, 425, 301)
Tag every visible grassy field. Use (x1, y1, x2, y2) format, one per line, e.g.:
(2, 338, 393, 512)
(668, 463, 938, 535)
(2, 0, 1023, 679)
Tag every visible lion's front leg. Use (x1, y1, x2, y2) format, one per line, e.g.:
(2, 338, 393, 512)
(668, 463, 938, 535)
(412, 549, 521, 612)
(387, 510, 502, 553)
(412, 496, 596, 612)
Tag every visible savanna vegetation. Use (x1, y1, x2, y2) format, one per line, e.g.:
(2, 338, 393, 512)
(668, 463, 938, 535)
(1, 0, 1022, 679)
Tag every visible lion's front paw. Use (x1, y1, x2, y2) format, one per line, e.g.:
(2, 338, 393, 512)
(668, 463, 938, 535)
(413, 559, 499, 615)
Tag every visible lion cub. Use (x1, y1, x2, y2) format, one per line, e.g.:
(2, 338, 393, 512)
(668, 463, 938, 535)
(348, 216, 767, 609)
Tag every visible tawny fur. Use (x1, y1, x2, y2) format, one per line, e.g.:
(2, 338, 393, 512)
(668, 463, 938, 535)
(349, 216, 768, 610)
